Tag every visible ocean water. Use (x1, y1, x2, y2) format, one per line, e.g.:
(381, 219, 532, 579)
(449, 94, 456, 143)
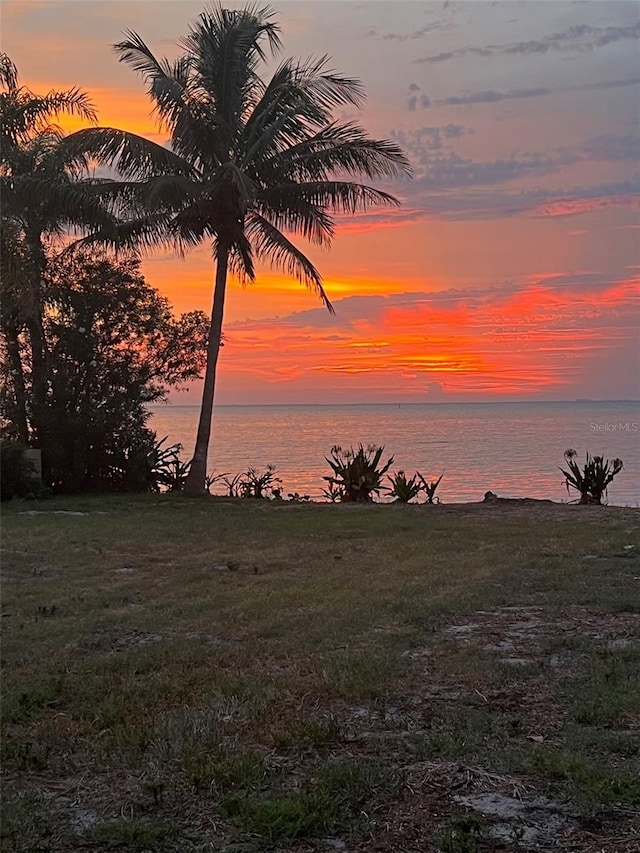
(147, 401, 639, 506)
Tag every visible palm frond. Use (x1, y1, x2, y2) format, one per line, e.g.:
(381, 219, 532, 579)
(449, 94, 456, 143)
(91, 173, 200, 216)
(263, 180, 400, 216)
(13, 128, 91, 177)
(271, 122, 412, 180)
(1, 88, 97, 153)
(0, 217, 35, 319)
(245, 212, 332, 312)
(71, 211, 190, 256)
(60, 127, 195, 180)
(289, 55, 366, 113)
(2, 174, 118, 233)
(24, 88, 97, 126)
(242, 62, 327, 163)
(253, 192, 334, 246)
(242, 59, 365, 163)
(182, 4, 281, 70)
(114, 30, 177, 84)
(114, 34, 226, 167)
(182, 4, 281, 141)
(175, 205, 217, 246)
(0, 53, 19, 92)
(139, 174, 200, 210)
(227, 231, 256, 282)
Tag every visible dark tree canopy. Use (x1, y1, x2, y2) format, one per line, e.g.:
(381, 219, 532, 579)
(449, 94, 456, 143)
(1, 248, 208, 492)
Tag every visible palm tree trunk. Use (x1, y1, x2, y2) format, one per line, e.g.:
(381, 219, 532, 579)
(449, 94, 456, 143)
(25, 232, 50, 443)
(184, 243, 230, 495)
(27, 314, 48, 436)
(4, 320, 29, 443)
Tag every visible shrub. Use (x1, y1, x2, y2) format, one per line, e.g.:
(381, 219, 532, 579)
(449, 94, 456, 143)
(560, 449, 623, 505)
(1, 248, 208, 493)
(421, 472, 444, 504)
(387, 470, 424, 503)
(323, 444, 394, 503)
(151, 438, 191, 492)
(205, 470, 229, 494)
(224, 466, 282, 499)
(287, 492, 310, 503)
(223, 473, 244, 498)
(322, 480, 343, 503)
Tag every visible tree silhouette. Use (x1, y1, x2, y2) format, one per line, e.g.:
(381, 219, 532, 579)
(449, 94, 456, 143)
(64, 4, 411, 493)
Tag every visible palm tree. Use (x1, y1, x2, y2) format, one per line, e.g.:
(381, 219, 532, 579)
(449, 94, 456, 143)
(0, 54, 114, 443)
(0, 218, 31, 442)
(63, 4, 411, 493)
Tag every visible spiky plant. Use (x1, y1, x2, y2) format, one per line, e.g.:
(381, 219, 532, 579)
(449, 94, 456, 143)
(151, 438, 192, 492)
(62, 4, 411, 493)
(560, 449, 623, 505)
(238, 465, 282, 499)
(324, 444, 394, 503)
(420, 472, 444, 504)
(387, 470, 424, 503)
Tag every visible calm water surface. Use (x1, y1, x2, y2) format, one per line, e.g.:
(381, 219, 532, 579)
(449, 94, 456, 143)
(147, 401, 639, 505)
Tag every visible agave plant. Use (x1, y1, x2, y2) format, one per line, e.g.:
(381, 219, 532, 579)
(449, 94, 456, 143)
(222, 465, 282, 499)
(560, 449, 623, 505)
(222, 472, 244, 498)
(386, 470, 424, 503)
(238, 465, 282, 499)
(420, 472, 444, 504)
(204, 470, 229, 494)
(151, 437, 191, 492)
(321, 479, 343, 503)
(324, 444, 394, 503)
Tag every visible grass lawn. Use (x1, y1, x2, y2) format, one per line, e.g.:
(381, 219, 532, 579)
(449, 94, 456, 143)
(1, 494, 639, 852)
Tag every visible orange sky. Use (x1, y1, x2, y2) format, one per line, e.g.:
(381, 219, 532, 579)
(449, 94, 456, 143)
(4, 1, 639, 403)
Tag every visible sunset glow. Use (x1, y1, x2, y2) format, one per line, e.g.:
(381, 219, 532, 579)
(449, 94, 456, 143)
(4, 1, 639, 403)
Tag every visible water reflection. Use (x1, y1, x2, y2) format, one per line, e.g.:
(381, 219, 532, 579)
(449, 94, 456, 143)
(147, 402, 639, 506)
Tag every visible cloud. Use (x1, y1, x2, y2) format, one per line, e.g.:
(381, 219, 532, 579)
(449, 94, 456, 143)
(389, 128, 578, 190)
(441, 87, 551, 106)
(414, 77, 640, 111)
(386, 125, 637, 221)
(315, 171, 639, 229)
(407, 93, 431, 110)
(532, 194, 640, 218)
(392, 123, 471, 154)
(578, 77, 640, 92)
(416, 22, 640, 64)
(376, 174, 640, 224)
(424, 381, 446, 401)
(231, 272, 637, 334)
(381, 21, 452, 43)
(334, 206, 433, 234)
(415, 152, 577, 189)
(219, 275, 639, 400)
(583, 133, 640, 162)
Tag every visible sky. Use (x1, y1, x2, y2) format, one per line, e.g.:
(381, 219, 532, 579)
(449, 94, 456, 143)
(3, 0, 639, 404)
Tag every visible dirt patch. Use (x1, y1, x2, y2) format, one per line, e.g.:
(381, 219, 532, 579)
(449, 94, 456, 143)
(454, 792, 576, 846)
(419, 500, 640, 524)
(306, 601, 640, 852)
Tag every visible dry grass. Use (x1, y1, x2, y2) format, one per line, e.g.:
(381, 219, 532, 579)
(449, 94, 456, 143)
(1, 494, 639, 852)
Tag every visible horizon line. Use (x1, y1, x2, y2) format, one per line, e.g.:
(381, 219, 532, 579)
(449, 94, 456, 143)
(149, 398, 640, 408)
